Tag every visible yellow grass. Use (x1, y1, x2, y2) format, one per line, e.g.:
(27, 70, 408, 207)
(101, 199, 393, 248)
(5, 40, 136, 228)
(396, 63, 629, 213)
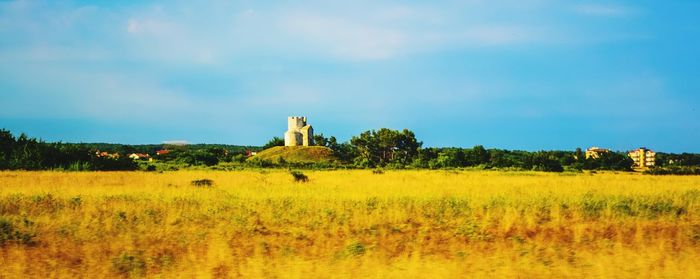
(1, 170, 699, 278)
(250, 146, 336, 163)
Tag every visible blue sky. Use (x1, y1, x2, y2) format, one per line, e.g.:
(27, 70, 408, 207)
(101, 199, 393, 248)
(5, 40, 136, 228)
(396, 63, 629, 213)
(1, 0, 699, 152)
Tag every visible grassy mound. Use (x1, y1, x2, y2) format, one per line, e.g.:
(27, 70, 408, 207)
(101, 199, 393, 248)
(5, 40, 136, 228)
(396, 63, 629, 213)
(250, 146, 336, 163)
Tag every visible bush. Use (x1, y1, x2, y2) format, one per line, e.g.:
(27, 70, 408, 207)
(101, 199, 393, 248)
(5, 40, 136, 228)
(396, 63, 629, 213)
(345, 241, 366, 256)
(112, 251, 146, 276)
(0, 217, 35, 246)
(262, 137, 285, 150)
(191, 179, 214, 187)
(247, 158, 276, 168)
(290, 170, 308, 182)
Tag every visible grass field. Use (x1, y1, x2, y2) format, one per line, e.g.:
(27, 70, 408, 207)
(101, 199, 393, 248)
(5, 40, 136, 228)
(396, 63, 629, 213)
(1, 170, 699, 278)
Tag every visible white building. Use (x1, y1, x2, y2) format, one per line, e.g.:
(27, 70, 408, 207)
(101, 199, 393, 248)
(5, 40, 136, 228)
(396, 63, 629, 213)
(284, 116, 314, 146)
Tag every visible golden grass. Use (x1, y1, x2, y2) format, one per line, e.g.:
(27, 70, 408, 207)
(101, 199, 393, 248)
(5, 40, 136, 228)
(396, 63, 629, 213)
(0, 170, 699, 278)
(250, 146, 335, 163)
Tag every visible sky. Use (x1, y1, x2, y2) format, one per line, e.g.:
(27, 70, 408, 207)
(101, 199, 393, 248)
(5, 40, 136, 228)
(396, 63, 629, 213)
(0, 0, 699, 152)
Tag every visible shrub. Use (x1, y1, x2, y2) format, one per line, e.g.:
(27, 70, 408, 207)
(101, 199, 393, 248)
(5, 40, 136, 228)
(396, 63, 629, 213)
(112, 251, 146, 276)
(0, 217, 35, 246)
(191, 179, 214, 187)
(290, 170, 308, 182)
(0, 218, 13, 245)
(345, 241, 366, 256)
(262, 137, 285, 149)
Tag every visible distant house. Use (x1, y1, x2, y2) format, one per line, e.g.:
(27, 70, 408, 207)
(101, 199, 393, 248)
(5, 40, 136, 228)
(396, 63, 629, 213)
(585, 147, 610, 159)
(95, 150, 120, 159)
(245, 150, 257, 157)
(128, 153, 151, 161)
(156, 150, 171, 156)
(628, 147, 656, 169)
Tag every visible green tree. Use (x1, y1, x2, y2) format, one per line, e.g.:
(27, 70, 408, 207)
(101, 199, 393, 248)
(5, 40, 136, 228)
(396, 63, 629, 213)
(411, 148, 439, 168)
(262, 137, 284, 149)
(0, 129, 16, 169)
(435, 148, 465, 168)
(350, 128, 422, 167)
(313, 133, 330, 147)
(464, 145, 490, 166)
(528, 151, 564, 172)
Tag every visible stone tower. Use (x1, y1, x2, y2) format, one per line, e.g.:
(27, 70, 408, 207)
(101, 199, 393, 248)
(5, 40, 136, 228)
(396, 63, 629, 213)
(284, 116, 314, 146)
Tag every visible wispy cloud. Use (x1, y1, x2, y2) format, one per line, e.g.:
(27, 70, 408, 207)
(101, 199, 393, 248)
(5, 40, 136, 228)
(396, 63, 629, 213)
(0, 0, 643, 64)
(279, 14, 407, 60)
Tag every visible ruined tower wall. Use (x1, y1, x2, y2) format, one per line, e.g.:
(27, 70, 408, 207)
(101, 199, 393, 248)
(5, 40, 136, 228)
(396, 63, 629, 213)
(287, 117, 306, 130)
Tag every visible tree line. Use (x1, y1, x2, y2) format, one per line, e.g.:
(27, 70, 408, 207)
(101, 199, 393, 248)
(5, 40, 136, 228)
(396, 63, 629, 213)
(260, 128, 638, 172)
(3, 128, 700, 172)
(0, 129, 137, 170)
(0, 129, 256, 171)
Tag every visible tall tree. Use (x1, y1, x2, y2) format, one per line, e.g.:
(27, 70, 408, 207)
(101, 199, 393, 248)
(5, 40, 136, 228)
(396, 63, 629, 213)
(350, 128, 422, 167)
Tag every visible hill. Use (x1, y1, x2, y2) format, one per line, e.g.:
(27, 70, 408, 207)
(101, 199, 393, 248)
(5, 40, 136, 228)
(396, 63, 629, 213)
(250, 146, 336, 163)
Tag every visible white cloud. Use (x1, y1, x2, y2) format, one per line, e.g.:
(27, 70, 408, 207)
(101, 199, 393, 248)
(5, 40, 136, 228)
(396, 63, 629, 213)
(279, 14, 407, 60)
(0, 0, 643, 64)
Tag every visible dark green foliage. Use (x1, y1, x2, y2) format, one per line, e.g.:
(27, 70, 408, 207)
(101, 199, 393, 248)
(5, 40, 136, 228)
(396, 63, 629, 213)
(655, 152, 700, 167)
(4, 127, 700, 172)
(434, 148, 466, 168)
(313, 133, 331, 147)
(350, 128, 422, 167)
(67, 142, 256, 157)
(465, 145, 490, 166)
(0, 129, 137, 171)
(157, 147, 246, 167)
(583, 152, 634, 171)
(331, 142, 356, 164)
(315, 134, 356, 163)
(175, 149, 220, 166)
(526, 152, 564, 172)
(487, 149, 529, 169)
(91, 156, 139, 171)
(0, 129, 261, 170)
